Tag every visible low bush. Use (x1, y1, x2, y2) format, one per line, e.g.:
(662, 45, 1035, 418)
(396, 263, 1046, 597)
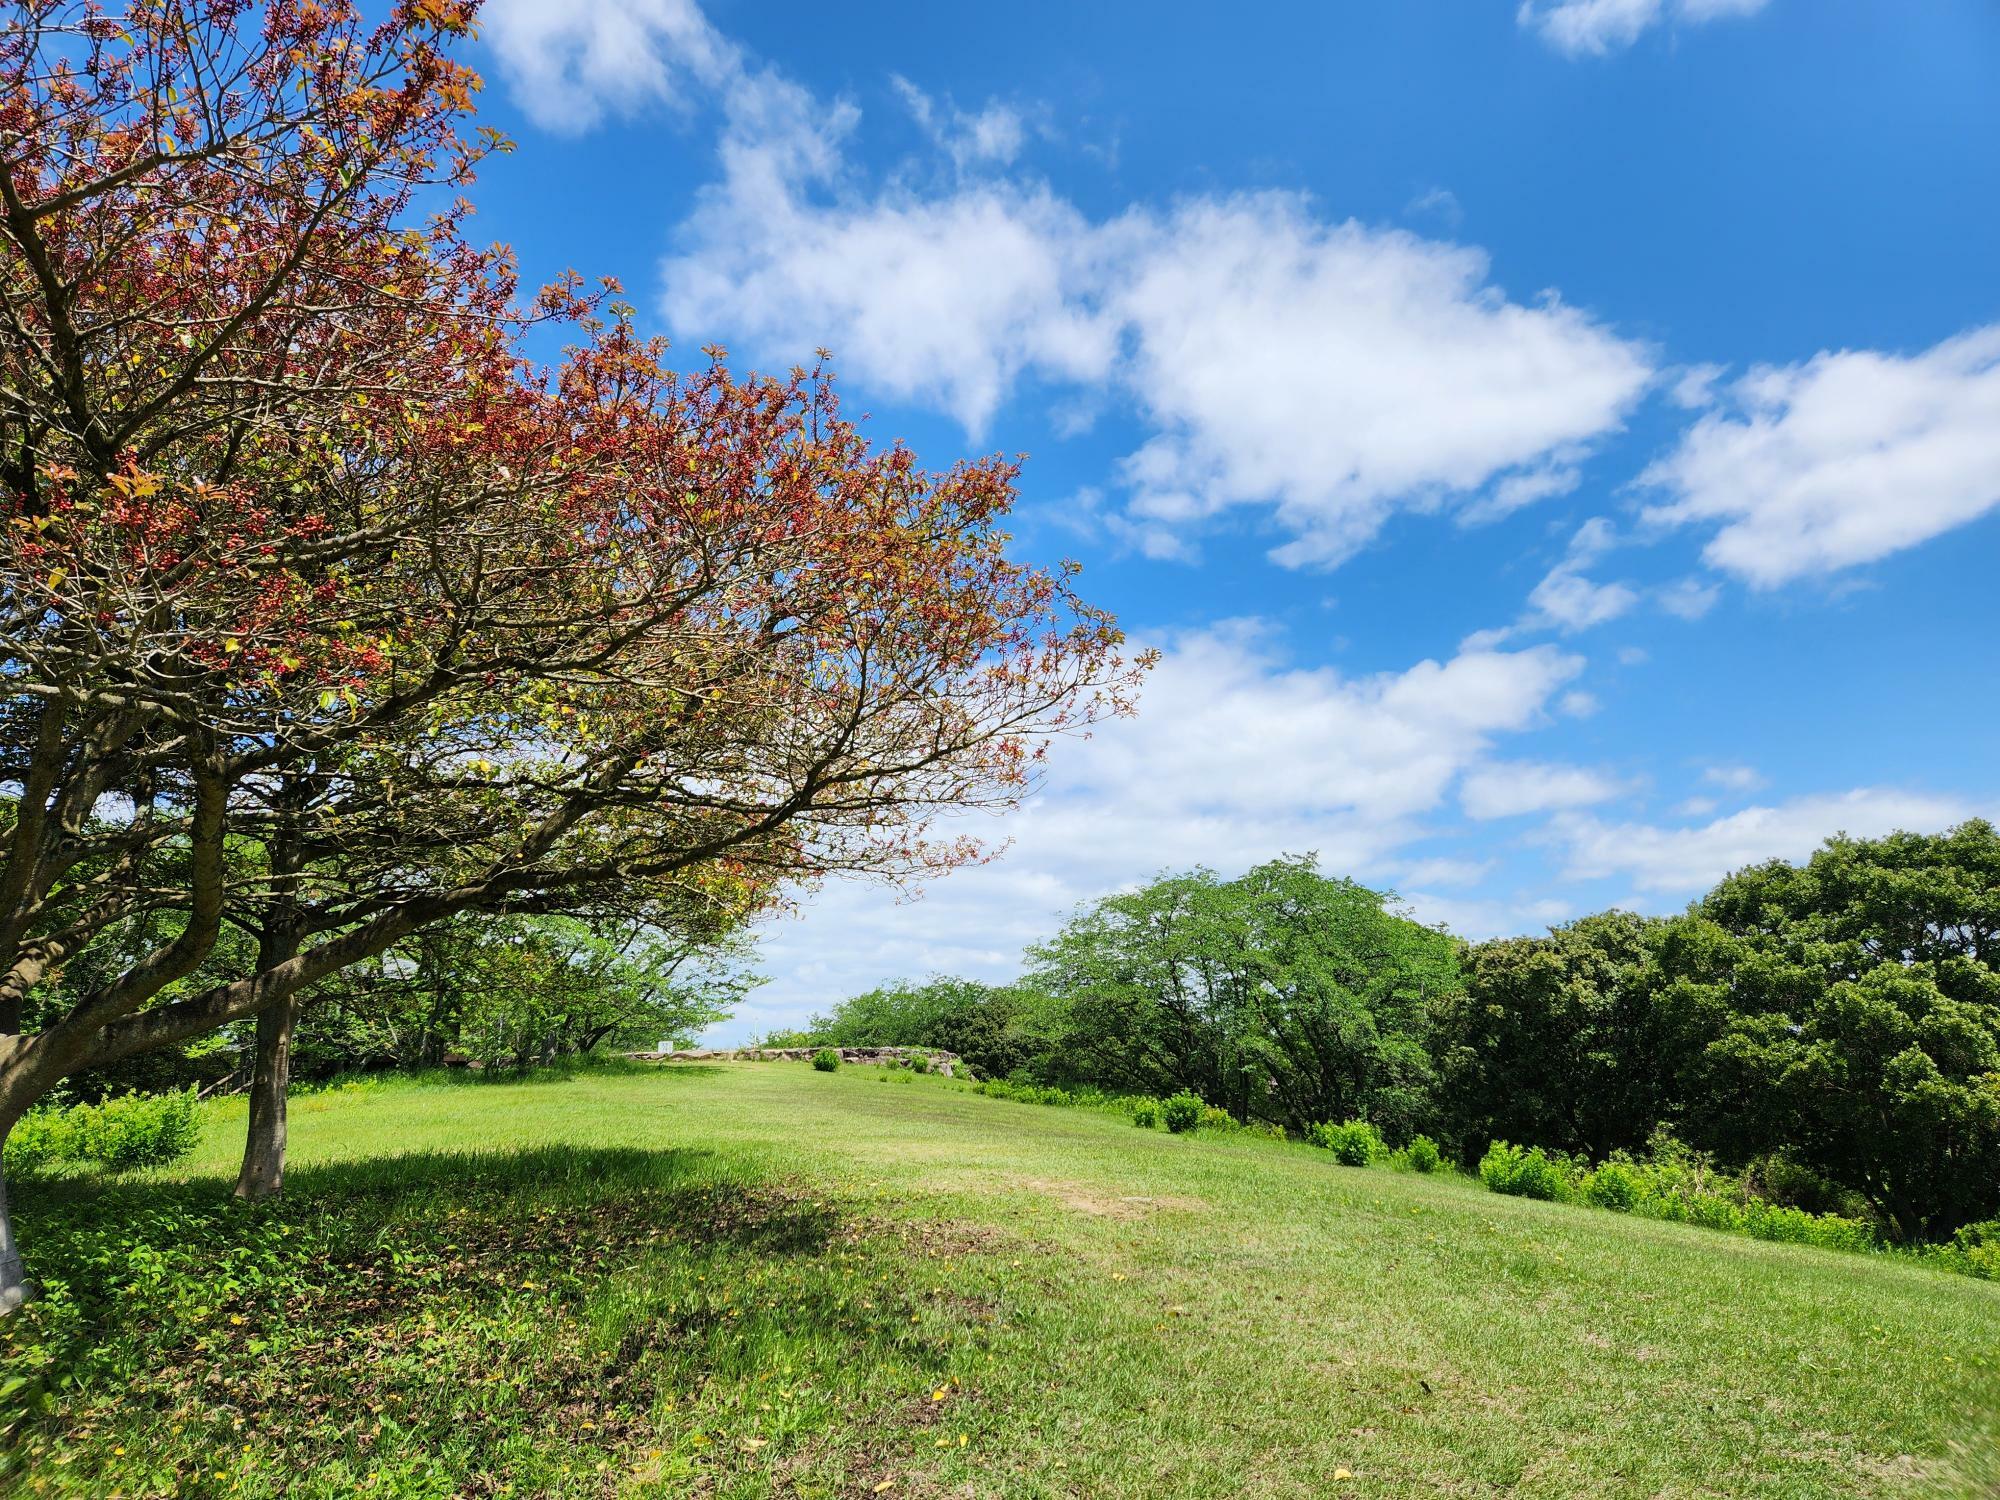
(1404, 1134, 1441, 1174)
(976, 1078, 1081, 1107)
(1583, 1160, 1641, 1212)
(1243, 1120, 1288, 1143)
(1925, 1220, 2000, 1280)
(1130, 1099, 1160, 1129)
(1198, 1105, 1236, 1133)
(905, 1051, 933, 1075)
(1478, 1141, 1568, 1201)
(1160, 1091, 1205, 1135)
(1307, 1120, 1382, 1167)
(810, 1048, 840, 1072)
(3, 1090, 201, 1179)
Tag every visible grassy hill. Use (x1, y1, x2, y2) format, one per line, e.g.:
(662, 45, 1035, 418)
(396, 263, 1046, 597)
(8, 1061, 1998, 1498)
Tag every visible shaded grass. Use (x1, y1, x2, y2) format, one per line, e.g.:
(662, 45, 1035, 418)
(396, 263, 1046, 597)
(7, 1061, 2000, 1497)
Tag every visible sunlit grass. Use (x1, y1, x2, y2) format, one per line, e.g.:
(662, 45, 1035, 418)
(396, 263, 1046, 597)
(8, 1060, 1998, 1497)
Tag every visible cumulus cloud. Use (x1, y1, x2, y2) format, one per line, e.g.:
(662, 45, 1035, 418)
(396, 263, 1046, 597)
(1518, 0, 1770, 58)
(650, 30, 1652, 562)
(662, 73, 1118, 436)
(721, 625, 1585, 1037)
(1551, 788, 1978, 892)
(1112, 203, 1651, 568)
(1460, 760, 1624, 820)
(1640, 325, 2000, 586)
(480, 0, 739, 132)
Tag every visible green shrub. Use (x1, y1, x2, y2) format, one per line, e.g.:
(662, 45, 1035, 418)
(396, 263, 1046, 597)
(1405, 1134, 1441, 1174)
(1160, 1091, 1205, 1134)
(1243, 1120, 1288, 1142)
(2, 1108, 67, 1178)
(6, 1089, 201, 1177)
(1937, 1220, 2000, 1279)
(1583, 1160, 1641, 1212)
(1130, 1099, 1160, 1129)
(1307, 1120, 1382, 1167)
(1478, 1141, 1569, 1201)
(810, 1048, 840, 1072)
(905, 1051, 933, 1074)
(1198, 1105, 1236, 1133)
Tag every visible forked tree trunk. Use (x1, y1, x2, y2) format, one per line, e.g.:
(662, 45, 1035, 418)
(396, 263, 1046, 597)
(0, 1123, 29, 1314)
(235, 995, 297, 1201)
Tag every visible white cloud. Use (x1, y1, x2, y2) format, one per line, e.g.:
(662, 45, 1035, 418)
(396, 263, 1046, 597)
(1397, 856, 1497, 888)
(1641, 325, 2000, 585)
(481, 0, 738, 133)
(1518, 0, 1771, 58)
(658, 60, 1653, 562)
(663, 75, 1118, 436)
(1657, 576, 1720, 620)
(1480, 517, 1641, 643)
(1461, 759, 1624, 819)
(1114, 202, 1651, 568)
(891, 77, 1029, 170)
(719, 625, 1585, 1038)
(1552, 787, 1977, 893)
(1667, 361, 1726, 409)
(1405, 185, 1464, 229)
(1558, 689, 1600, 718)
(1399, 892, 1574, 942)
(1702, 763, 1765, 790)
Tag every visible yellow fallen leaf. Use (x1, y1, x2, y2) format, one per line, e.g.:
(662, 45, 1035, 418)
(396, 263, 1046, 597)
(1335, 1468, 1354, 1481)
(873, 1482, 895, 1494)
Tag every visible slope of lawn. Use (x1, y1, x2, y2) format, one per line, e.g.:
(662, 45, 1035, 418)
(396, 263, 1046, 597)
(6, 1060, 1998, 1499)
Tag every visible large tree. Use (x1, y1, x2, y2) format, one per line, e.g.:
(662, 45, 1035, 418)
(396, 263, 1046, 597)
(1027, 858, 1454, 1132)
(1433, 911, 1686, 1162)
(0, 0, 1137, 1308)
(1660, 822, 2000, 1241)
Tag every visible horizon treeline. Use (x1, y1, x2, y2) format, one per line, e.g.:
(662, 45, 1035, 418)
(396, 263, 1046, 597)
(766, 820, 2000, 1246)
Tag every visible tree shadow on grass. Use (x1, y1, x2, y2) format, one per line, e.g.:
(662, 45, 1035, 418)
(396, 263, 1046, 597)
(5, 1145, 988, 1496)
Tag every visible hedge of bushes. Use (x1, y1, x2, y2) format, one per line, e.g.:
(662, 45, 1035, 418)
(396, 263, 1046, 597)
(1472, 1136, 2000, 1278)
(963, 1076, 1999, 1283)
(4, 1090, 203, 1179)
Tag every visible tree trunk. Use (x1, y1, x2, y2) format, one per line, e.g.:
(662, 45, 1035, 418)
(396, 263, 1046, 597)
(235, 995, 297, 1200)
(0, 1123, 30, 1314)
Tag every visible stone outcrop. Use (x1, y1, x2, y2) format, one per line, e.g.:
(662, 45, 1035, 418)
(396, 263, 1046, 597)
(626, 1044, 964, 1078)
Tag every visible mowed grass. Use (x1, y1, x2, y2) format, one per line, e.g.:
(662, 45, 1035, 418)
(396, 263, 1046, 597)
(7, 1062, 1999, 1498)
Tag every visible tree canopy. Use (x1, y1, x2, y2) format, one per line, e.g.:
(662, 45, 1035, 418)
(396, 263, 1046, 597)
(0, 0, 1137, 1305)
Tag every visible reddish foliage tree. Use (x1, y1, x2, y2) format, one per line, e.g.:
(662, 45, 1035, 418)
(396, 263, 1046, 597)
(0, 0, 1141, 1307)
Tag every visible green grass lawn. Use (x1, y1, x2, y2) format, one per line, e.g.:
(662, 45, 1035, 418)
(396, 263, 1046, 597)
(7, 1061, 1998, 1498)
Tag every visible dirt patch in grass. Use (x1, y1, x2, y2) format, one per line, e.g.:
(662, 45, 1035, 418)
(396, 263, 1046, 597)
(1008, 1175, 1208, 1219)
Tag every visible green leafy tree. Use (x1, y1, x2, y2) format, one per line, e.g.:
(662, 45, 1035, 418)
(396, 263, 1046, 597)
(1226, 859, 1458, 1139)
(1434, 911, 1686, 1161)
(1660, 822, 2000, 1241)
(1026, 869, 1255, 1110)
(799, 975, 1043, 1078)
(1025, 858, 1455, 1131)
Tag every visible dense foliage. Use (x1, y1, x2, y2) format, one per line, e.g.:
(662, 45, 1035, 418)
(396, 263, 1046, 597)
(3, 1088, 199, 1178)
(805, 823, 2000, 1245)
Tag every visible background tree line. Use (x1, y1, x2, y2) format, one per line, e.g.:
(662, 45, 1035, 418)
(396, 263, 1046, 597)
(775, 824, 2000, 1245)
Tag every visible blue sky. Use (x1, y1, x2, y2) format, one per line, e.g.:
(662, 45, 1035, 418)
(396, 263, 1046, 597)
(462, 0, 2000, 1039)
